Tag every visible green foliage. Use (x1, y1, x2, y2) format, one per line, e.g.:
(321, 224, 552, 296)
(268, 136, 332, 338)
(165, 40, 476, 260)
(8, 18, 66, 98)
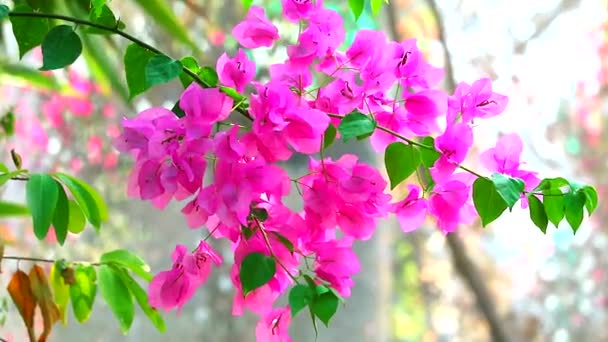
(124, 44, 156, 99)
(490, 173, 525, 209)
(289, 285, 314, 317)
(26, 174, 59, 240)
(270, 231, 295, 254)
(338, 111, 376, 142)
(91, 0, 108, 17)
(50, 262, 70, 324)
(0, 111, 15, 137)
(179, 56, 199, 87)
(0, 5, 9, 19)
(348, 0, 364, 20)
(419, 137, 440, 168)
(384, 142, 421, 189)
(66, 200, 87, 234)
(52, 185, 69, 245)
(10, 4, 50, 59)
(543, 188, 565, 227)
(54, 173, 108, 231)
(0, 61, 60, 90)
(564, 190, 586, 232)
(370, 0, 384, 15)
(0, 201, 29, 217)
(239, 253, 276, 295)
(242, 0, 254, 11)
(528, 195, 548, 233)
(99, 265, 135, 333)
(310, 286, 340, 326)
(145, 55, 182, 88)
(198, 66, 219, 87)
(100, 249, 153, 281)
(472, 177, 508, 227)
(40, 25, 83, 71)
(115, 270, 166, 332)
(323, 125, 337, 149)
(87, 5, 119, 34)
(69, 265, 97, 323)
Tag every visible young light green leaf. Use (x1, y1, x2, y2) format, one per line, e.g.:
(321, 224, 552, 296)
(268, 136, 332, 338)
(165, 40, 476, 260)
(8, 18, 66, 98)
(67, 200, 86, 234)
(115, 269, 166, 332)
(0, 170, 25, 187)
(50, 262, 70, 325)
(99, 265, 134, 333)
(385, 142, 421, 189)
(323, 125, 337, 149)
(310, 288, 339, 327)
(220, 86, 246, 103)
(0, 111, 15, 137)
(198, 66, 218, 87)
(54, 173, 108, 231)
(40, 25, 83, 71)
(52, 185, 69, 245)
(69, 265, 97, 323)
(472, 177, 508, 227)
(543, 188, 565, 227)
(26, 174, 59, 240)
(10, 4, 50, 59)
(528, 195, 548, 234)
(582, 185, 598, 216)
(100, 249, 152, 282)
(242, 0, 254, 10)
(239, 252, 276, 295)
(124, 44, 156, 99)
(0, 201, 29, 217)
(490, 173, 525, 209)
(371, 0, 383, 15)
(565, 191, 586, 233)
(289, 285, 314, 317)
(338, 112, 376, 142)
(534, 177, 570, 192)
(348, 0, 364, 21)
(179, 56, 200, 88)
(145, 55, 182, 88)
(91, 0, 108, 17)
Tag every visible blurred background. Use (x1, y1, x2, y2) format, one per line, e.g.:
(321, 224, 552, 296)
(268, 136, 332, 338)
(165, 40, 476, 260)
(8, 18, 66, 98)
(0, 0, 607, 341)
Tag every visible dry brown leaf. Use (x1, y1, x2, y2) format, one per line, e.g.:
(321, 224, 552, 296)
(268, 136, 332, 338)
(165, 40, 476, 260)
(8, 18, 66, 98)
(7, 269, 37, 342)
(29, 265, 61, 342)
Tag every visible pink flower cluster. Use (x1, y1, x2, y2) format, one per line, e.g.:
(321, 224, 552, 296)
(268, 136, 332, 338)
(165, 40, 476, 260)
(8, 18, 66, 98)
(115, 1, 539, 340)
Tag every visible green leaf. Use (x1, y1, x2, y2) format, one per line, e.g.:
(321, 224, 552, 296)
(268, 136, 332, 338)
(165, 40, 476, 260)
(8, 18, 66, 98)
(0, 60, 60, 90)
(338, 112, 376, 142)
(54, 173, 108, 231)
(67, 200, 86, 234)
(124, 44, 156, 99)
(40, 25, 83, 71)
(100, 249, 152, 282)
(251, 207, 269, 222)
(52, 185, 69, 245)
(0, 170, 25, 187)
(0, 111, 15, 137)
(384, 142, 421, 189)
(543, 188, 565, 227)
(99, 265, 134, 333)
(528, 195, 548, 234)
(87, 5, 117, 34)
(348, 0, 364, 20)
(371, 0, 383, 15)
(220, 86, 246, 103)
(270, 231, 295, 254)
(179, 56, 199, 88)
(239, 252, 276, 295)
(419, 137, 440, 167)
(131, 0, 197, 50)
(0, 201, 29, 217)
(323, 125, 337, 149)
(198, 66, 218, 87)
(145, 55, 182, 88)
(242, 0, 253, 10)
(0, 5, 9, 20)
(69, 265, 97, 323)
(310, 288, 339, 327)
(50, 262, 70, 325)
(490, 173, 525, 209)
(91, 0, 107, 17)
(289, 285, 314, 317)
(534, 177, 570, 192)
(472, 177, 508, 227)
(10, 4, 50, 59)
(115, 269, 166, 332)
(565, 191, 586, 233)
(171, 101, 186, 118)
(26, 174, 59, 240)
(582, 186, 598, 216)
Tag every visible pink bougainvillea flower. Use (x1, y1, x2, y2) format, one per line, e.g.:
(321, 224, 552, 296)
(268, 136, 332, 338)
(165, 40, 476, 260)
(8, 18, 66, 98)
(216, 49, 256, 92)
(431, 123, 473, 183)
(281, 0, 321, 22)
(428, 178, 471, 234)
(391, 185, 428, 233)
(179, 85, 233, 138)
(232, 6, 279, 49)
(309, 238, 360, 297)
(255, 307, 292, 342)
(448, 78, 508, 124)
